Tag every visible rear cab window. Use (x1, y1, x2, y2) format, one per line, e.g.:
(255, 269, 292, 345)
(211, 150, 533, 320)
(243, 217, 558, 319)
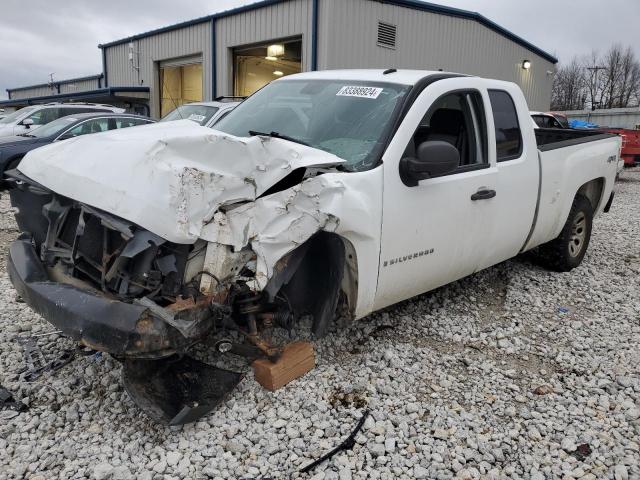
(489, 90, 523, 162)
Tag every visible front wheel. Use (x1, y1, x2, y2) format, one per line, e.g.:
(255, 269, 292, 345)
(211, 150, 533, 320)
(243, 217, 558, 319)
(538, 194, 593, 272)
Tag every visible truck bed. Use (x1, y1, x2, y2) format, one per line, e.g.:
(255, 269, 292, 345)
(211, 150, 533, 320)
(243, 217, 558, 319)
(535, 128, 617, 151)
(525, 131, 620, 253)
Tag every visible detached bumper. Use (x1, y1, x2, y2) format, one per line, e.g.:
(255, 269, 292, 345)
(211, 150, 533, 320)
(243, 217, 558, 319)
(7, 238, 194, 359)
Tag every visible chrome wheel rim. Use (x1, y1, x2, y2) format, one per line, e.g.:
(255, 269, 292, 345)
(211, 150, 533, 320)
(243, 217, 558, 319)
(569, 212, 587, 257)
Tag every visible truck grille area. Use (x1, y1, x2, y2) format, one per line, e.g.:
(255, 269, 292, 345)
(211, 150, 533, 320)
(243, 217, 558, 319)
(18, 191, 191, 305)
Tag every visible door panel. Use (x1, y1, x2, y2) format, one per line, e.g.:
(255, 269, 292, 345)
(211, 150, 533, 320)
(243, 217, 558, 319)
(479, 87, 539, 269)
(374, 78, 499, 311)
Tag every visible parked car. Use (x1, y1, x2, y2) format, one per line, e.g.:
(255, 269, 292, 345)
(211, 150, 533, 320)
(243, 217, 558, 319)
(159, 98, 241, 127)
(0, 113, 154, 186)
(0, 103, 126, 139)
(531, 111, 568, 129)
(7, 70, 620, 424)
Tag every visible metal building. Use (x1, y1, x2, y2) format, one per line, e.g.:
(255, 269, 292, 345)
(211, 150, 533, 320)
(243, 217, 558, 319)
(2, 0, 557, 117)
(2, 74, 151, 115)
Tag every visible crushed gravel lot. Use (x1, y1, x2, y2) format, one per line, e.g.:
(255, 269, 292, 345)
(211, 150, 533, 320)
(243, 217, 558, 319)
(0, 169, 639, 480)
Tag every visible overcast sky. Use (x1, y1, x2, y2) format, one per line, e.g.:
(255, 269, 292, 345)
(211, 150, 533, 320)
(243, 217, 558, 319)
(1, 0, 638, 100)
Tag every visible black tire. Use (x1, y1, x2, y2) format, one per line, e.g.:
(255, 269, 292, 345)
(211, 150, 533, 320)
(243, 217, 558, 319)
(538, 194, 593, 272)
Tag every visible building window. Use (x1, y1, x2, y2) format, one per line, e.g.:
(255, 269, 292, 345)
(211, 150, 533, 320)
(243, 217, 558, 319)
(233, 38, 302, 97)
(160, 62, 203, 118)
(377, 22, 397, 49)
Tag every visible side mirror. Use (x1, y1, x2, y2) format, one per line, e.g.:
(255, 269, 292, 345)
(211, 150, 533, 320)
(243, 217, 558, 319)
(21, 118, 34, 128)
(399, 141, 460, 187)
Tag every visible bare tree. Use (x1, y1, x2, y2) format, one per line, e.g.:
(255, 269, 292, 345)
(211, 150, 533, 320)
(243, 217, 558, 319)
(617, 47, 640, 107)
(600, 45, 626, 108)
(551, 57, 586, 110)
(559, 45, 640, 111)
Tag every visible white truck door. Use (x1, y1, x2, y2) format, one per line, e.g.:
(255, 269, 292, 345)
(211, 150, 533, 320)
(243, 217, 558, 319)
(476, 87, 539, 269)
(374, 78, 499, 311)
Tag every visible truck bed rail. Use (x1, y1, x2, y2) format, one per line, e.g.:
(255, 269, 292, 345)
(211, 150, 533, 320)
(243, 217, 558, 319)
(536, 128, 617, 152)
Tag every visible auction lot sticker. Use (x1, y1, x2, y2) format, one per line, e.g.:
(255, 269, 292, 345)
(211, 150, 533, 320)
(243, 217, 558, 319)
(336, 86, 384, 99)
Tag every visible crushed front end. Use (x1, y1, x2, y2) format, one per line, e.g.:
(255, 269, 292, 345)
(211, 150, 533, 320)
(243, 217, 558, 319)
(4, 124, 366, 424)
(6, 176, 291, 423)
(6, 168, 352, 424)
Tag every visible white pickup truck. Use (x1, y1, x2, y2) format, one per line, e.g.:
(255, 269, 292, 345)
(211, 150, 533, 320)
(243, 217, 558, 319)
(7, 70, 620, 423)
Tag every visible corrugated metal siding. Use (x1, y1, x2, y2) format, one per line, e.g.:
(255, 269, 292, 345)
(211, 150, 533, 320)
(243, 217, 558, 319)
(560, 109, 640, 130)
(8, 77, 103, 100)
(104, 22, 212, 118)
(59, 77, 102, 94)
(9, 86, 56, 100)
(215, 0, 313, 96)
(318, 0, 554, 110)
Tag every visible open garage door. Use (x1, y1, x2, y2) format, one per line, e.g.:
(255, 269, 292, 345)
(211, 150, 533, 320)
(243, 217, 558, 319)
(233, 38, 302, 97)
(160, 57, 203, 117)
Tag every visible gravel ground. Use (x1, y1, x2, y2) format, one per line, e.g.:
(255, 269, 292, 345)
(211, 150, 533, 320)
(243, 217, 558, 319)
(0, 169, 639, 480)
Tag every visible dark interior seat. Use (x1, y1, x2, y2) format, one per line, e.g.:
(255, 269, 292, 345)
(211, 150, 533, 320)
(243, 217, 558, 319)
(406, 108, 468, 166)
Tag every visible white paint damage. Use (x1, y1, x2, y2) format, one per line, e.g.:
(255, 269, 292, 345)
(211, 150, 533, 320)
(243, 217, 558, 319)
(200, 176, 345, 290)
(195, 167, 383, 316)
(18, 119, 376, 296)
(18, 120, 345, 244)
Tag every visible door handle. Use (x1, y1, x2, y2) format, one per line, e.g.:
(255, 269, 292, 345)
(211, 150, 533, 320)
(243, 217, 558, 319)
(471, 189, 496, 201)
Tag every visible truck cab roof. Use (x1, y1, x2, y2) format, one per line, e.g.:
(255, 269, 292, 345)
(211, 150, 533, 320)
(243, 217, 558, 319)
(277, 69, 461, 86)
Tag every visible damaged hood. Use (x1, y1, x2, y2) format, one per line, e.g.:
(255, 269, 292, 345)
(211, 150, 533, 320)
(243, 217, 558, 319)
(18, 120, 345, 243)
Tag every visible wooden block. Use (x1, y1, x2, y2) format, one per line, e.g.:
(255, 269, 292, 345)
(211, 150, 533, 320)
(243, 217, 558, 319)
(252, 341, 315, 391)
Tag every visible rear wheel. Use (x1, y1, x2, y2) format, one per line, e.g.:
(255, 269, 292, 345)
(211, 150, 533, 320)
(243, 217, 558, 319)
(538, 194, 593, 272)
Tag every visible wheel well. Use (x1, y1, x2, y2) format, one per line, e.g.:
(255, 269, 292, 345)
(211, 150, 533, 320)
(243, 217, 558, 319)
(576, 178, 605, 212)
(263, 232, 358, 337)
(4, 155, 25, 174)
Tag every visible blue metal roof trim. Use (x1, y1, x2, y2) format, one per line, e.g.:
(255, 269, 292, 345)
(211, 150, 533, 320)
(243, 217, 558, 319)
(0, 87, 150, 106)
(311, 0, 319, 71)
(102, 48, 109, 87)
(7, 74, 105, 94)
(97, 0, 557, 64)
(211, 18, 217, 98)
